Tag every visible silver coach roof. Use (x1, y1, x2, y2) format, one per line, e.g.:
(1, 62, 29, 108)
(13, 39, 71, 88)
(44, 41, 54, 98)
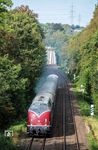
(38, 74, 58, 95)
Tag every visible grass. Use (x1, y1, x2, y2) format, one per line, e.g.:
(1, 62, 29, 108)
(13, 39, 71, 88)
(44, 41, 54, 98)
(9, 120, 26, 144)
(0, 133, 17, 150)
(71, 84, 98, 150)
(0, 120, 26, 150)
(84, 117, 98, 150)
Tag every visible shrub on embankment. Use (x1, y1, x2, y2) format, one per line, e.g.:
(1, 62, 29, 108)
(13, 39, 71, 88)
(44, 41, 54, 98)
(0, 133, 18, 150)
(72, 86, 98, 150)
(63, 5, 98, 148)
(64, 5, 98, 115)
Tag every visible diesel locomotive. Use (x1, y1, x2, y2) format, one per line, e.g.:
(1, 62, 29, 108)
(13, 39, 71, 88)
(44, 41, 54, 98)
(27, 74, 58, 135)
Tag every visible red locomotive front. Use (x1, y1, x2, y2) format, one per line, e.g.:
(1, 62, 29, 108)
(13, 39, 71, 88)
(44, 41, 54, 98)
(27, 96, 52, 135)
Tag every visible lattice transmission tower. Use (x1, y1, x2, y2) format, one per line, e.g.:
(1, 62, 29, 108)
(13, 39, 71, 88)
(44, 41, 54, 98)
(70, 3, 74, 25)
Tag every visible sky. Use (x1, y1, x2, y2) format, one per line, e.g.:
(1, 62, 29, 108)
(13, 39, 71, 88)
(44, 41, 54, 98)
(12, 0, 98, 27)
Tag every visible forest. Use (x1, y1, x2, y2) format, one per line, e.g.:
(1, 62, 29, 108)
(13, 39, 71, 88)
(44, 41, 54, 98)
(0, 0, 83, 131)
(41, 6, 98, 116)
(0, 0, 98, 129)
(0, 0, 98, 149)
(64, 5, 98, 115)
(0, 0, 46, 129)
(41, 23, 83, 65)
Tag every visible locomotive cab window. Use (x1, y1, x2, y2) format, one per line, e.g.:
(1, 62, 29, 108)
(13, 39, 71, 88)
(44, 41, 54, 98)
(29, 101, 50, 115)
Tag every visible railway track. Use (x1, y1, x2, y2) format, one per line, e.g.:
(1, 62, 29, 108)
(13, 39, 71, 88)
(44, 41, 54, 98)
(51, 88, 66, 150)
(56, 71, 80, 150)
(55, 69, 86, 149)
(26, 137, 46, 150)
(65, 81, 88, 150)
(65, 82, 80, 150)
(20, 65, 88, 150)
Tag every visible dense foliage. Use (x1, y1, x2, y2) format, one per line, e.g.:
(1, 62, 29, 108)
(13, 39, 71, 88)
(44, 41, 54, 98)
(42, 23, 71, 65)
(0, 133, 17, 150)
(64, 5, 98, 114)
(0, 1, 46, 129)
(42, 23, 83, 66)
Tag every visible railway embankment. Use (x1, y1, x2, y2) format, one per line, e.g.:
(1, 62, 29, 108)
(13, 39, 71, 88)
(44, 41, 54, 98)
(1, 66, 92, 150)
(71, 85, 98, 150)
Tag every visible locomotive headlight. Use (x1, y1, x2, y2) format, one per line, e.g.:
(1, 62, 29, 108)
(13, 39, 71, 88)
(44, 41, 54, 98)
(31, 114, 36, 122)
(32, 114, 35, 118)
(31, 118, 33, 122)
(44, 119, 47, 123)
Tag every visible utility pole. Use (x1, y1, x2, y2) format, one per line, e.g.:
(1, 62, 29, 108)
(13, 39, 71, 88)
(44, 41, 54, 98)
(70, 3, 74, 25)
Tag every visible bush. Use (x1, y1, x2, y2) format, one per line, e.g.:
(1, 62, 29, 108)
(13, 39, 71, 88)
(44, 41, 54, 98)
(0, 133, 17, 150)
(88, 133, 98, 150)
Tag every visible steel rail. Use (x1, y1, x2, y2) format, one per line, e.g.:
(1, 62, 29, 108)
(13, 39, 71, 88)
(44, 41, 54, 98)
(26, 137, 34, 150)
(39, 137, 46, 150)
(67, 82, 80, 150)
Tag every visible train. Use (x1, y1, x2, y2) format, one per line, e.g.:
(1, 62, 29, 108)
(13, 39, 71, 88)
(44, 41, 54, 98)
(27, 74, 58, 135)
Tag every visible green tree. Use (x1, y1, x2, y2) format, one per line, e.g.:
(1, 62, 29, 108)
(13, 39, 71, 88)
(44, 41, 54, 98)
(64, 5, 98, 114)
(0, 5, 46, 128)
(0, 0, 13, 27)
(8, 6, 46, 98)
(0, 55, 27, 128)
